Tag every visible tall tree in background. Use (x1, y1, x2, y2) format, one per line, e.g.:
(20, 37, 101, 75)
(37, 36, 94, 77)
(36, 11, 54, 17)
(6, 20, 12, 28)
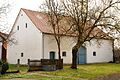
(0, 0, 11, 62)
(61, 0, 120, 69)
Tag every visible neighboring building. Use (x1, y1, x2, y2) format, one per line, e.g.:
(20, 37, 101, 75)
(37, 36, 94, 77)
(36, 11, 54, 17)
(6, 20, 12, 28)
(7, 8, 113, 64)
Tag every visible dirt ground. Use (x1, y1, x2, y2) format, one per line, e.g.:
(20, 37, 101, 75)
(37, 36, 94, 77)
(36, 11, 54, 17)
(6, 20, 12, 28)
(2, 73, 120, 80)
(3, 78, 34, 80)
(90, 73, 120, 80)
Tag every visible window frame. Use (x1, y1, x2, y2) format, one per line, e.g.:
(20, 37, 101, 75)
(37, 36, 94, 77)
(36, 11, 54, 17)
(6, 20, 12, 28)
(17, 26, 19, 30)
(21, 53, 24, 57)
(93, 51, 96, 56)
(25, 23, 27, 28)
(62, 51, 66, 57)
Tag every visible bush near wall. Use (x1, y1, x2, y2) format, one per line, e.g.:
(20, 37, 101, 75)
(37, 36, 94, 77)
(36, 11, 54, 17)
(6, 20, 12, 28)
(0, 60, 9, 74)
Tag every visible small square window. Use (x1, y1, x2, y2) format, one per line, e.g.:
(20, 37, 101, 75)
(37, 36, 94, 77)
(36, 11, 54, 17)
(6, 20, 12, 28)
(26, 23, 27, 28)
(17, 26, 19, 30)
(93, 52, 96, 56)
(62, 52, 66, 57)
(21, 53, 24, 57)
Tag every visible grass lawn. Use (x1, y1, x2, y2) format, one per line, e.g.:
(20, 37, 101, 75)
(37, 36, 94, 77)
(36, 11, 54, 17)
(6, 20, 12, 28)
(0, 63, 120, 80)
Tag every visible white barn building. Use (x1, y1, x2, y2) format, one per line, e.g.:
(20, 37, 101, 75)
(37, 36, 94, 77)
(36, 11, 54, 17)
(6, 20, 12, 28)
(7, 8, 113, 64)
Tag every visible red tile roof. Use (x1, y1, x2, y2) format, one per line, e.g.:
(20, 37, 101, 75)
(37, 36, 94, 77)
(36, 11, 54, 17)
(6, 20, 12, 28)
(21, 8, 112, 39)
(22, 8, 51, 33)
(22, 8, 76, 36)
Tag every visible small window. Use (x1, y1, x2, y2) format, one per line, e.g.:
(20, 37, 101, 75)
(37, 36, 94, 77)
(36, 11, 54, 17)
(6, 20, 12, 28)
(93, 52, 96, 56)
(17, 26, 19, 30)
(21, 14, 23, 16)
(21, 53, 24, 57)
(62, 51, 66, 57)
(26, 23, 27, 28)
(50, 51, 55, 59)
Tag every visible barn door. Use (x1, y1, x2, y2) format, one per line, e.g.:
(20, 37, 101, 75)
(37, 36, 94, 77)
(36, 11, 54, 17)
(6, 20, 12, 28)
(77, 46, 86, 64)
(49, 51, 55, 59)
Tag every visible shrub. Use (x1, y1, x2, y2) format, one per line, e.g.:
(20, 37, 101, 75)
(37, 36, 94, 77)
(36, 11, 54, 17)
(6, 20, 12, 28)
(0, 60, 9, 75)
(0, 60, 2, 65)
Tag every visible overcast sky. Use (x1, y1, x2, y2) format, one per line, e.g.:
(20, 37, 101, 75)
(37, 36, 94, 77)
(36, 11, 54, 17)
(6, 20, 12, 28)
(0, 0, 44, 33)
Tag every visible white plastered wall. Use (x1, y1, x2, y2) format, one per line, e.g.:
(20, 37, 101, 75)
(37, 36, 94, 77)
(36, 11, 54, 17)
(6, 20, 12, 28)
(43, 34, 75, 64)
(7, 10, 43, 64)
(43, 35, 113, 64)
(86, 39, 113, 63)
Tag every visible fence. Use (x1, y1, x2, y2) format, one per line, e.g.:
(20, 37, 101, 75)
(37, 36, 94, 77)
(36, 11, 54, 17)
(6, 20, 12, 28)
(28, 59, 63, 71)
(41, 59, 63, 69)
(28, 59, 42, 71)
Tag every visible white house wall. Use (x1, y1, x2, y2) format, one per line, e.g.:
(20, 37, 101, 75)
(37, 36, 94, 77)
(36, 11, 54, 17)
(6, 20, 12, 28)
(86, 39, 113, 63)
(43, 34, 113, 64)
(7, 10, 43, 64)
(43, 34, 75, 64)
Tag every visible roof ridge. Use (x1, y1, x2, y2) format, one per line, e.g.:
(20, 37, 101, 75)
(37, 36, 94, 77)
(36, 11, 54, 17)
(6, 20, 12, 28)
(21, 8, 38, 12)
(21, 8, 47, 14)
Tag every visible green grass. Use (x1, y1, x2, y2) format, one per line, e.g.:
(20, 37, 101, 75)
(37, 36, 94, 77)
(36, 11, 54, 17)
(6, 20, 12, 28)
(1, 63, 120, 80)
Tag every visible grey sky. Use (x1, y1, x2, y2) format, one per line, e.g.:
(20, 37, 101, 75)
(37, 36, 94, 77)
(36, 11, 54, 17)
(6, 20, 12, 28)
(0, 0, 44, 33)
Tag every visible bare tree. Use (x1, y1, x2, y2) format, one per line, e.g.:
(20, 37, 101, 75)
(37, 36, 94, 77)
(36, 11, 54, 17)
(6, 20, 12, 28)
(61, 0, 120, 69)
(0, 0, 11, 62)
(42, 0, 73, 60)
(0, 0, 10, 33)
(46, 0, 62, 60)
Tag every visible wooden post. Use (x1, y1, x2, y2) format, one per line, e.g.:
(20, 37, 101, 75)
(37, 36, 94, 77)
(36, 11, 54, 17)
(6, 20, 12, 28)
(28, 59, 30, 71)
(17, 59, 20, 72)
(28, 59, 30, 66)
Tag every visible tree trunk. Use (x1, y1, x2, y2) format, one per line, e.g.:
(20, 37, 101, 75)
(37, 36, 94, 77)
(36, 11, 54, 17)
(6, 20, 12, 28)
(71, 45, 78, 69)
(58, 44, 61, 60)
(56, 38, 61, 60)
(112, 39, 115, 63)
(57, 41, 62, 69)
(1, 44, 7, 62)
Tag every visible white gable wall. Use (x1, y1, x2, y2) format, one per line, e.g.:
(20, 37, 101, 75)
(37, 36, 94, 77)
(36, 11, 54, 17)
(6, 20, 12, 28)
(7, 10, 43, 64)
(43, 34, 113, 64)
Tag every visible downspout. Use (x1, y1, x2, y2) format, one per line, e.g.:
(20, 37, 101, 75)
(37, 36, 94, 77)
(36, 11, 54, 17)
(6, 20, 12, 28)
(42, 33, 44, 59)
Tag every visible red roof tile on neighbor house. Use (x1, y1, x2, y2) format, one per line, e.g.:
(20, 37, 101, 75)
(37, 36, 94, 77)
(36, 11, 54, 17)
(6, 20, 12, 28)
(22, 8, 51, 33)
